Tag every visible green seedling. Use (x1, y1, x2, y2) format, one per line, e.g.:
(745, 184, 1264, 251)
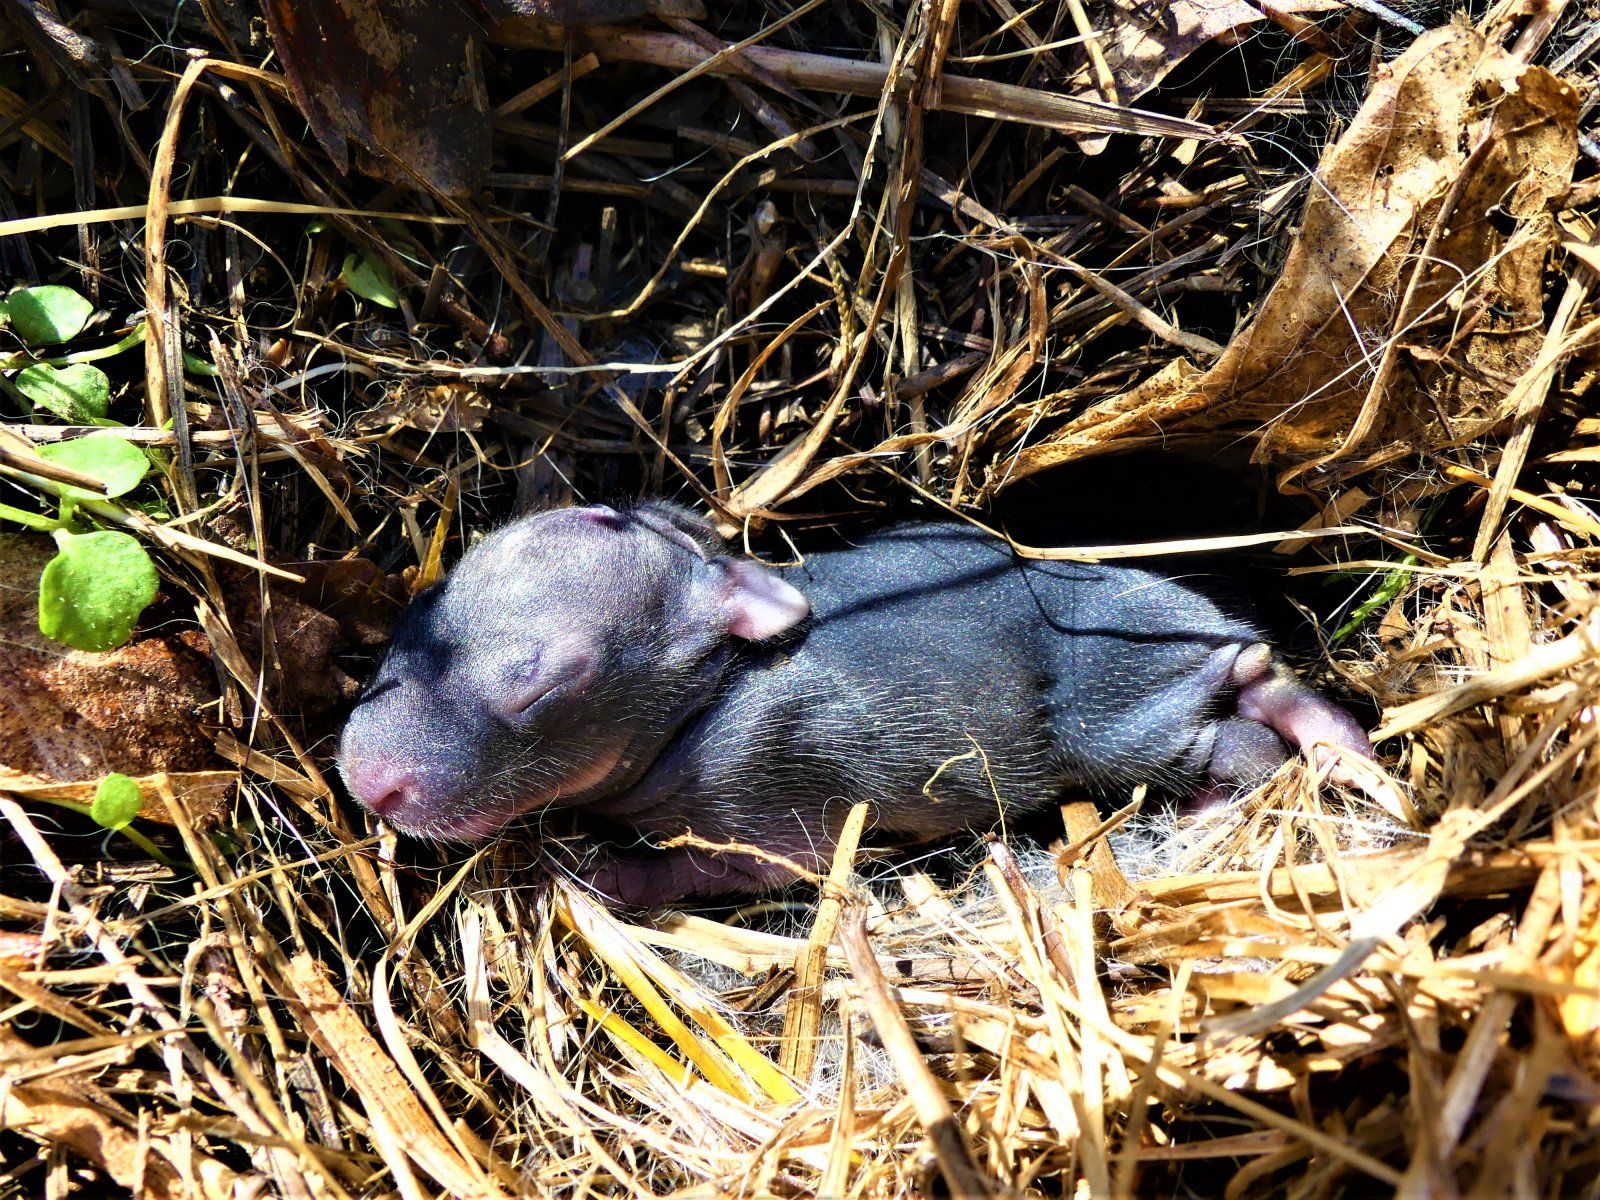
(1332, 555, 1418, 645)
(183, 350, 220, 377)
(0, 319, 147, 374)
(91, 772, 144, 829)
(0, 287, 146, 417)
(1330, 496, 1446, 645)
(0, 432, 160, 652)
(29, 772, 177, 868)
(50, 321, 147, 369)
(38, 434, 150, 502)
(39, 528, 160, 651)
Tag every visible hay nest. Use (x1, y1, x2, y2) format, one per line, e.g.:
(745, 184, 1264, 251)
(2, 1, 1598, 1196)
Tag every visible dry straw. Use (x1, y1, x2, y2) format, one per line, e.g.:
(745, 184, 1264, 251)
(2, 1, 1599, 1197)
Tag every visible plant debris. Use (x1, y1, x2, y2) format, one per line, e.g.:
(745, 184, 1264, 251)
(2, 0, 1600, 1196)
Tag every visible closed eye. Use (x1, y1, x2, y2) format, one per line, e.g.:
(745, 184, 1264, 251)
(500, 651, 598, 723)
(505, 674, 563, 720)
(358, 676, 401, 704)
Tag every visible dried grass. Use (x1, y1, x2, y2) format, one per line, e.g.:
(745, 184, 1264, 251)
(3, 1, 1600, 1196)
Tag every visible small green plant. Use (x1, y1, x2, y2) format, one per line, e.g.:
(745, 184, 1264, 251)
(315, 216, 409, 311)
(90, 772, 145, 830)
(39, 527, 160, 651)
(0, 432, 159, 652)
(2, 284, 189, 867)
(29, 772, 177, 867)
(38, 433, 151, 501)
(1332, 556, 1418, 645)
(1, 285, 172, 653)
(1330, 495, 1445, 645)
(5, 283, 94, 345)
(2, 284, 122, 420)
(14, 361, 111, 422)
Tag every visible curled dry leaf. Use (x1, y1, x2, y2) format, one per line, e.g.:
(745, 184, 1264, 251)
(995, 25, 1579, 491)
(357, 379, 494, 434)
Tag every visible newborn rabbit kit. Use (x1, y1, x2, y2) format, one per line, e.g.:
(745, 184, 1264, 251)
(339, 501, 1378, 905)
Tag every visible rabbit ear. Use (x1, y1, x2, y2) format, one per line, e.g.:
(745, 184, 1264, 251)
(714, 558, 810, 641)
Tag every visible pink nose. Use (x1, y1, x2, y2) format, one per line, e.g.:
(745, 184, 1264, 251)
(343, 760, 418, 818)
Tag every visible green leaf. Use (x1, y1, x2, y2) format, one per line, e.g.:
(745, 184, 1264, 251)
(38, 529, 159, 651)
(14, 362, 111, 422)
(37, 433, 149, 499)
(90, 773, 144, 831)
(340, 252, 400, 308)
(8, 285, 94, 346)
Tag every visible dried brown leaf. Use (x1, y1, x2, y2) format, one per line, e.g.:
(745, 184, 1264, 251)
(357, 380, 494, 434)
(1072, 0, 1340, 106)
(0, 1031, 245, 1199)
(262, 0, 491, 196)
(1000, 26, 1580, 487)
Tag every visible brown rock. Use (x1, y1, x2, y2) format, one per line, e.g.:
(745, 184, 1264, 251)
(0, 534, 217, 780)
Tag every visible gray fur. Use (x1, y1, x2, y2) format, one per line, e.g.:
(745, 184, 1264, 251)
(338, 502, 1373, 905)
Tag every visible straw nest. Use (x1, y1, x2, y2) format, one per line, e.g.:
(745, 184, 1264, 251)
(2, 1, 1598, 1196)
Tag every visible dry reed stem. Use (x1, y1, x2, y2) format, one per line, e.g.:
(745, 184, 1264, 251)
(4, 1, 1600, 1196)
(779, 801, 869, 1080)
(838, 905, 997, 1197)
(491, 19, 1223, 140)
